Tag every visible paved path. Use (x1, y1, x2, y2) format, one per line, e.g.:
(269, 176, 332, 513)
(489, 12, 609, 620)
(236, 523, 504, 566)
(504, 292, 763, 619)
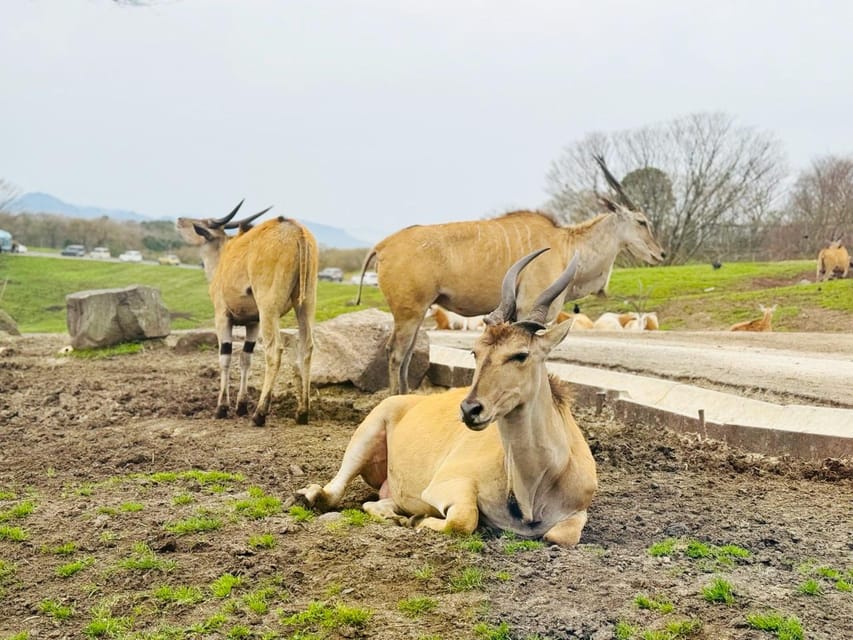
(429, 330, 853, 409)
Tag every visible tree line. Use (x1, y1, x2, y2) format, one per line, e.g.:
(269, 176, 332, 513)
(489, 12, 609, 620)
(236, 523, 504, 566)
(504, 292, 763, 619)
(3, 111, 851, 265)
(544, 112, 853, 264)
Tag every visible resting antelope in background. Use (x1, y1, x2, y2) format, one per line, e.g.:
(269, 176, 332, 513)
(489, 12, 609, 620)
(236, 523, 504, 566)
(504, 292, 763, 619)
(297, 249, 598, 547)
(729, 304, 777, 332)
(176, 202, 318, 425)
(816, 240, 850, 281)
(355, 155, 666, 393)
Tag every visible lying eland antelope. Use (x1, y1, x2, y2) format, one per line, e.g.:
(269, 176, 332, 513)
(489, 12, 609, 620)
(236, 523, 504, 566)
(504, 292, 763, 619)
(356, 155, 666, 393)
(729, 304, 777, 332)
(176, 201, 318, 425)
(816, 240, 850, 282)
(296, 249, 598, 546)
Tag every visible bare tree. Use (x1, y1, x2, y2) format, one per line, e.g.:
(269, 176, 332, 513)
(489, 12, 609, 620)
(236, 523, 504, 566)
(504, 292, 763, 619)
(545, 113, 787, 264)
(785, 154, 853, 250)
(0, 179, 20, 214)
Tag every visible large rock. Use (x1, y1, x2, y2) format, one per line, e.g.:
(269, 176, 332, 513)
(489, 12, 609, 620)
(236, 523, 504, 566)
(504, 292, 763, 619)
(283, 308, 429, 392)
(66, 285, 171, 349)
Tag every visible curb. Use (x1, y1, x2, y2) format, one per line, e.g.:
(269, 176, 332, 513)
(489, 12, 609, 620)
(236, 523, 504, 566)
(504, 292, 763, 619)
(427, 344, 853, 462)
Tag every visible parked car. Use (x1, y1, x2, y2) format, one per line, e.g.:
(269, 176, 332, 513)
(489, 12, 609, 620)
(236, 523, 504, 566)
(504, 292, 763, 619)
(119, 250, 143, 263)
(89, 247, 111, 259)
(350, 270, 379, 286)
(158, 254, 181, 266)
(318, 267, 343, 282)
(61, 244, 86, 257)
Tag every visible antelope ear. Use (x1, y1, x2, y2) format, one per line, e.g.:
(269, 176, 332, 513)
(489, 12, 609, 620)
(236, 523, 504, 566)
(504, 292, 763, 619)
(192, 223, 215, 241)
(598, 196, 620, 214)
(538, 316, 572, 351)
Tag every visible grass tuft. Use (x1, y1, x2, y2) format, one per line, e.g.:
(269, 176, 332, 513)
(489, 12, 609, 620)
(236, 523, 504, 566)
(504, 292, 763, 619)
(288, 505, 315, 523)
(397, 596, 438, 617)
(449, 567, 484, 592)
(163, 514, 222, 535)
(39, 599, 74, 620)
(473, 621, 512, 640)
(746, 611, 804, 640)
(702, 577, 736, 604)
(211, 573, 243, 598)
(0, 525, 28, 542)
(56, 557, 94, 578)
(634, 593, 675, 613)
(248, 533, 277, 549)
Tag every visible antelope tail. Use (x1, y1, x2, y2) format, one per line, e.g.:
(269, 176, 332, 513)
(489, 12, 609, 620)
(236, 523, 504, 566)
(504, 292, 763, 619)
(354, 249, 377, 305)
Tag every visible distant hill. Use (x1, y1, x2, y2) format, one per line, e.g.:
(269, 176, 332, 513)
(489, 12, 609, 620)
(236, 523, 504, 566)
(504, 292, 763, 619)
(8, 192, 371, 249)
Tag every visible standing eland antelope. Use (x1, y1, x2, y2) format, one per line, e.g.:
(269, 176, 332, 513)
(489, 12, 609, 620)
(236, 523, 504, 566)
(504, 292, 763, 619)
(176, 201, 318, 425)
(356, 155, 666, 394)
(296, 249, 598, 547)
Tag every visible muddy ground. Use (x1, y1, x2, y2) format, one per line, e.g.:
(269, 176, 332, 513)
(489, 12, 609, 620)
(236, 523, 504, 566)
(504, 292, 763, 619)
(0, 333, 851, 640)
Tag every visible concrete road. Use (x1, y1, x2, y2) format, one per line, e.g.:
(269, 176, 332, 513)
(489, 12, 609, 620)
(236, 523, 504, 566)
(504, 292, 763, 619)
(428, 330, 853, 409)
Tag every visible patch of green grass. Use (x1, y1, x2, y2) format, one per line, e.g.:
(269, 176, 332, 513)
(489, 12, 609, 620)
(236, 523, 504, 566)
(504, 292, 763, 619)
(153, 584, 204, 606)
(163, 514, 222, 535)
(75, 484, 95, 497)
(339, 508, 377, 527)
(702, 577, 736, 604)
(39, 598, 74, 620)
(797, 578, 822, 596)
(0, 490, 16, 501)
(44, 542, 77, 555)
(0, 559, 16, 583)
(68, 342, 143, 359)
(287, 505, 315, 523)
(494, 570, 511, 582)
(449, 567, 484, 592)
(413, 564, 435, 581)
(248, 533, 277, 549)
(188, 612, 228, 634)
(119, 501, 144, 513)
(2, 633, 29, 640)
(280, 601, 373, 633)
(211, 573, 243, 598)
(0, 500, 35, 521)
(83, 604, 131, 638)
(118, 542, 176, 572)
(473, 621, 512, 640)
(615, 621, 638, 640)
(99, 531, 117, 546)
(746, 611, 804, 640)
(456, 532, 486, 553)
(634, 594, 674, 614)
(664, 619, 702, 637)
(172, 493, 194, 506)
(398, 596, 438, 617)
(226, 625, 252, 639)
(684, 540, 714, 559)
(56, 557, 94, 578)
(647, 538, 678, 557)
(0, 525, 28, 542)
(503, 539, 545, 554)
(243, 586, 278, 615)
(835, 579, 852, 592)
(96, 506, 118, 516)
(233, 486, 282, 519)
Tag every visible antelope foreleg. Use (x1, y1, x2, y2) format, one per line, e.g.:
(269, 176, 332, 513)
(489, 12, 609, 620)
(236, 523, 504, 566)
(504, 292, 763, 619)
(236, 324, 259, 417)
(417, 479, 479, 535)
(215, 323, 235, 419)
(543, 510, 588, 548)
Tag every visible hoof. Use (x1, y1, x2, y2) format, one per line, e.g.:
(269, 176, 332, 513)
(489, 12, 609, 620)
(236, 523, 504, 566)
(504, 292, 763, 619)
(236, 401, 249, 417)
(215, 405, 228, 419)
(252, 412, 266, 427)
(295, 411, 309, 425)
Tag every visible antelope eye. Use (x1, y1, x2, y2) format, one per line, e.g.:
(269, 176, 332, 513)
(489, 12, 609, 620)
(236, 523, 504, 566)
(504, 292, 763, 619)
(508, 352, 528, 363)
(638, 219, 648, 227)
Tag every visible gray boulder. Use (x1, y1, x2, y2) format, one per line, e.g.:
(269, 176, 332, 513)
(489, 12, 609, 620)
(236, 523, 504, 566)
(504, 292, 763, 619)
(66, 285, 171, 349)
(283, 308, 429, 392)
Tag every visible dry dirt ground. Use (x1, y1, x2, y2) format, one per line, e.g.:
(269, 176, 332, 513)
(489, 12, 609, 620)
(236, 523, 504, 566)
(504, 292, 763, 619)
(0, 333, 851, 640)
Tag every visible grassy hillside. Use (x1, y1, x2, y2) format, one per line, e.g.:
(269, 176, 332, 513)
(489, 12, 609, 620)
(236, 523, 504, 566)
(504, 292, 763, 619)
(1, 254, 850, 334)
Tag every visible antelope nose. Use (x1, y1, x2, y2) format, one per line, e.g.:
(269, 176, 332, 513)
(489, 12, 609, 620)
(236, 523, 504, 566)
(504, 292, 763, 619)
(460, 397, 483, 426)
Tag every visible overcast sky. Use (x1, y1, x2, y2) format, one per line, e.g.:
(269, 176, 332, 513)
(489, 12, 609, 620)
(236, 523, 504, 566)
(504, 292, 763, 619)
(1, 0, 851, 242)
